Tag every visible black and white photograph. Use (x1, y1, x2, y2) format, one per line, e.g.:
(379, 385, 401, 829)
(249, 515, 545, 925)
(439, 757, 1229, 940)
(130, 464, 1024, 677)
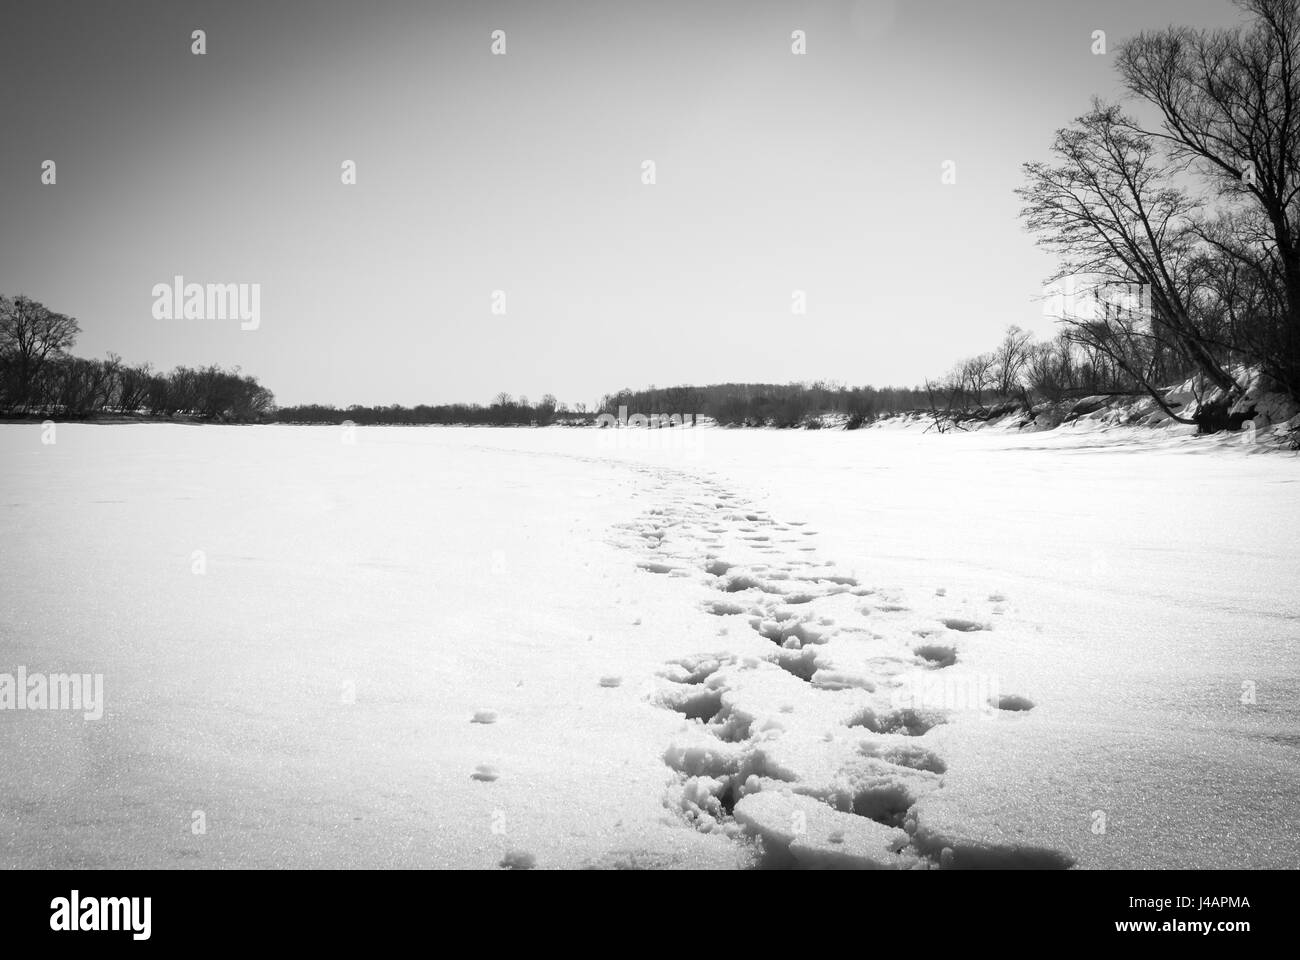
(1, 0, 1295, 938)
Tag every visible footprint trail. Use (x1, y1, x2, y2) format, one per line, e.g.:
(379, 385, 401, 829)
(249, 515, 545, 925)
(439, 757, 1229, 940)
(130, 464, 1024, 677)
(608, 463, 1072, 870)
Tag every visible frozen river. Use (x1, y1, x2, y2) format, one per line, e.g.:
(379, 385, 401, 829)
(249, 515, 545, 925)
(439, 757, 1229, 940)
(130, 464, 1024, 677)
(2, 422, 1296, 868)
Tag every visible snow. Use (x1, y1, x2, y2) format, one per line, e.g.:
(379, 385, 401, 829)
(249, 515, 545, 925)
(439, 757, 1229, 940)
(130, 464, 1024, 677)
(733, 790, 913, 870)
(1, 421, 1296, 869)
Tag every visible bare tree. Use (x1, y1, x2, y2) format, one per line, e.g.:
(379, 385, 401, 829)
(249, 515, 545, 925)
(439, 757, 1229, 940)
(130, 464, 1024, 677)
(1118, 0, 1300, 393)
(0, 295, 82, 410)
(116, 359, 155, 413)
(990, 326, 1036, 397)
(1017, 103, 1239, 412)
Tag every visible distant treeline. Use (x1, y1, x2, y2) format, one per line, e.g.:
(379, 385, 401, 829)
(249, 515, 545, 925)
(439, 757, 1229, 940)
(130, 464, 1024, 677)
(1, 294, 274, 421)
(274, 384, 934, 429)
(272, 394, 594, 426)
(597, 383, 930, 428)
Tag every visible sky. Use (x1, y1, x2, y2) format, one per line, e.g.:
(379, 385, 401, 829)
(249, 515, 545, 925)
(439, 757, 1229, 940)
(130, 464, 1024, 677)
(0, 0, 1246, 408)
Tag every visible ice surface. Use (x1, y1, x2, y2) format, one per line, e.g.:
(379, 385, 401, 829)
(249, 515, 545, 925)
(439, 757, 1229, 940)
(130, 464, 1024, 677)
(1, 422, 1296, 868)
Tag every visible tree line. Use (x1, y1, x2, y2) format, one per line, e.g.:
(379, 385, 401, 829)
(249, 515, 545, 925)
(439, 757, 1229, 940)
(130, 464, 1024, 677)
(1, 295, 274, 421)
(272, 394, 596, 427)
(930, 0, 1300, 430)
(273, 385, 936, 428)
(925, 325, 1144, 423)
(597, 383, 930, 428)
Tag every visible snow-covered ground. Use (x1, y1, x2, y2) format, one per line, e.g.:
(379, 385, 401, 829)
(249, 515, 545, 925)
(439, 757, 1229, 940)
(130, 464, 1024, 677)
(1, 421, 1296, 868)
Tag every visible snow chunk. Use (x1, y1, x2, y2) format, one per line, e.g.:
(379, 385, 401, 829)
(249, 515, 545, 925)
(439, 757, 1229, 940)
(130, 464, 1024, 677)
(733, 790, 910, 869)
(809, 669, 876, 692)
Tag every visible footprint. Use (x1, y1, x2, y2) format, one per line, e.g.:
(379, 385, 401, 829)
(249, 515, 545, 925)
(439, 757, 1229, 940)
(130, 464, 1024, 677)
(913, 645, 957, 668)
(769, 647, 821, 682)
(661, 655, 728, 685)
(500, 850, 536, 870)
(847, 707, 945, 736)
(992, 694, 1035, 712)
(661, 685, 725, 721)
